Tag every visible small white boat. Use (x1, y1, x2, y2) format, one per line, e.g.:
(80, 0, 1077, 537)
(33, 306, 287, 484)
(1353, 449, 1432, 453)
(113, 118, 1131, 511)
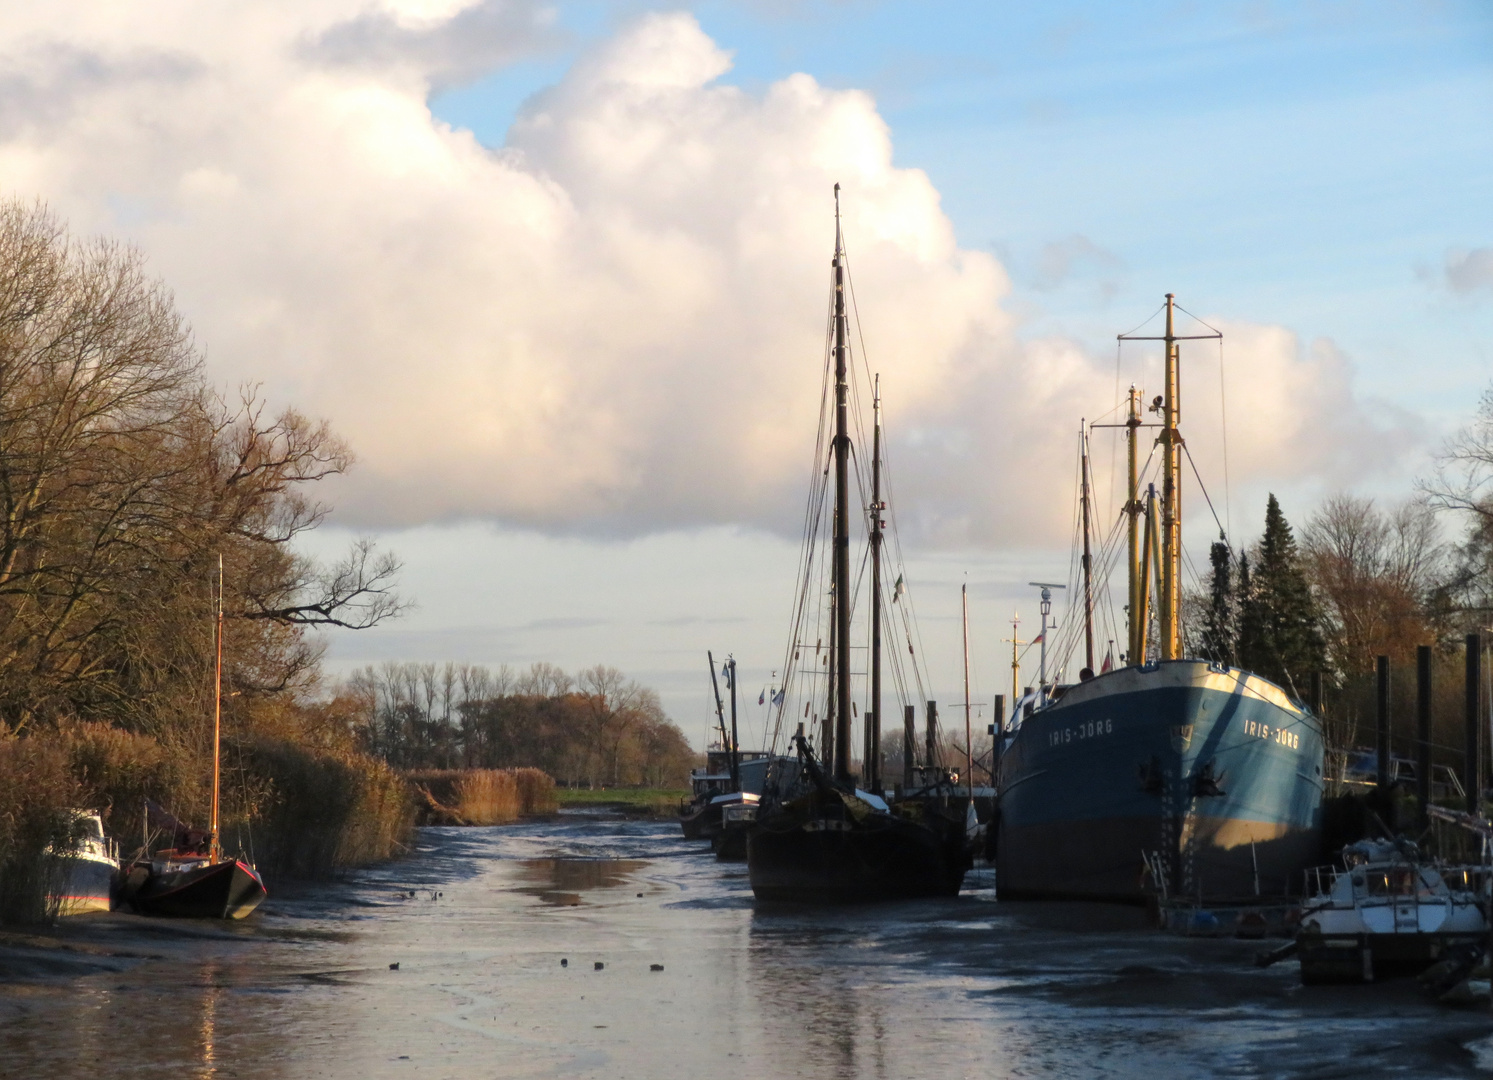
(49, 810, 119, 916)
(1297, 838, 1488, 983)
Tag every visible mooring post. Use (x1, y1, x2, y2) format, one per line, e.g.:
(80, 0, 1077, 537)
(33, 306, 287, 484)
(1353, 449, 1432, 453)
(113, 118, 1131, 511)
(903, 704, 916, 790)
(925, 700, 938, 779)
(1467, 634, 1481, 816)
(1417, 645, 1432, 828)
(1376, 656, 1390, 789)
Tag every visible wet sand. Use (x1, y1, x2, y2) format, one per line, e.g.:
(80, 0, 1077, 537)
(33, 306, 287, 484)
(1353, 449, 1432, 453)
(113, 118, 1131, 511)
(2, 812, 1491, 1078)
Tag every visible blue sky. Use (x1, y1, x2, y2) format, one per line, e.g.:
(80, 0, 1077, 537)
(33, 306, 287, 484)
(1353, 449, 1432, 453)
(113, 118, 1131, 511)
(436, 0, 1493, 418)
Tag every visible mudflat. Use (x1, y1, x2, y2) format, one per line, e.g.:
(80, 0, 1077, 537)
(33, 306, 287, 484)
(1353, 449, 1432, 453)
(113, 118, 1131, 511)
(2, 812, 1490, 1078)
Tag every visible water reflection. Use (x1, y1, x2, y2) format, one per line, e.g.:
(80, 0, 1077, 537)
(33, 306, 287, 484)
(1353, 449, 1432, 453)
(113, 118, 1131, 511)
(515, 858, 648, 906)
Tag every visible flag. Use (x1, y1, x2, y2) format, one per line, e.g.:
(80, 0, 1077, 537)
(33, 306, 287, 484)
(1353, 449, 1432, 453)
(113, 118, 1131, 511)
(892, 574, 906, 602)
(772, 688, 785, 707)
(1032, 632, 1045, 644)
(758, 689, 765, 705)
(1101, 649, 1113, 674)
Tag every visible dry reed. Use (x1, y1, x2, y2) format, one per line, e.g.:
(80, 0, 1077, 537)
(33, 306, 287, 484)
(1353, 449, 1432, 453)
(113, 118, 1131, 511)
(407, 767, 558, 825)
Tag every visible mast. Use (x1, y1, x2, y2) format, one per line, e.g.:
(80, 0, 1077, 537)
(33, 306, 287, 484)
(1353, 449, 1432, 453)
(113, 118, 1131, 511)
(831, 184, 852, 784)
(707, 651, 730, 764)
(1159, 294, 1182, 660)
(868, 375, 884, 793)
(1008, 615, 1022, 712)
(210, 553, 223, 861)
(1137, 484, 1159, 662)
(1079, 421, 1095, 673)
(962, 584, 973, 797)
(727, 656, 740, 792)
(1125, 387, 1142, 664)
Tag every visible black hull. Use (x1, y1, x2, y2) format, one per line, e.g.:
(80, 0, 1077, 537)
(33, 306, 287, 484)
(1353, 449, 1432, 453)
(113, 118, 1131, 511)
(679, 802, 723, 841)
(713, 826, 749, 861)
(1297, 931, 1486, 984)
(748, 817, 969, 903)
(129, 859, 266, 919)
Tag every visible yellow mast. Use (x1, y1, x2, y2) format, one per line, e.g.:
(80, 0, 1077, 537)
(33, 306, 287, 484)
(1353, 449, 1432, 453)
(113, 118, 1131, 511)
(1158, 295, 1182, 660)
(1116, 295, 1220, 663)
(1125, 387, 1142, 664)
(1006, 614, 1024, 712)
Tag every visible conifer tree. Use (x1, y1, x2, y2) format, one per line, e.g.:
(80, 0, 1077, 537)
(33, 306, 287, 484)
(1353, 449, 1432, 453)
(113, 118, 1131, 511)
(1236, 494, 1326, 693)
(1199, 540, 1236, 665)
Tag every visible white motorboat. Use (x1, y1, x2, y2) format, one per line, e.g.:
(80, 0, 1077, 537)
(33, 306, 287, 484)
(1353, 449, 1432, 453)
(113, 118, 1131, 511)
(1297, 838, 1488, 983)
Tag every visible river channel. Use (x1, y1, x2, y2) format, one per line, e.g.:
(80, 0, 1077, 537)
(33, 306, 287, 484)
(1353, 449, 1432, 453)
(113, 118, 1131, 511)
(3, 811, 1493, 1078)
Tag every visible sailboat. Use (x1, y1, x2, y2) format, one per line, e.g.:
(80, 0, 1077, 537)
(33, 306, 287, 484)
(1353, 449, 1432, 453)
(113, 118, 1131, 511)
(993, 295, 1324, 903)
(122, 556, 267, 919)
(746, 188, 971, 903)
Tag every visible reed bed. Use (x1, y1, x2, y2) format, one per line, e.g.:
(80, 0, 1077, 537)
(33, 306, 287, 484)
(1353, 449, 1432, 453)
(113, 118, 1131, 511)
(238, 739, 417, 879)
(407, 767, 558, 825)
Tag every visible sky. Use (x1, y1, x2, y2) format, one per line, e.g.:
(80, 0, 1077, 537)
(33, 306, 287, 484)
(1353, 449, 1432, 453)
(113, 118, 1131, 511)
(2, 0, 1490, 743)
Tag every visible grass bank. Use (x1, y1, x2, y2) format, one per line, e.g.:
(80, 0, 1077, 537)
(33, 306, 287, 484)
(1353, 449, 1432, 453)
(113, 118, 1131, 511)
(555, 787, 688, 817)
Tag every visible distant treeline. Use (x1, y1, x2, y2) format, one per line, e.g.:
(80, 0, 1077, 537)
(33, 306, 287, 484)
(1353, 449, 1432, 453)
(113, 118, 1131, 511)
(343, 662, 697, 789)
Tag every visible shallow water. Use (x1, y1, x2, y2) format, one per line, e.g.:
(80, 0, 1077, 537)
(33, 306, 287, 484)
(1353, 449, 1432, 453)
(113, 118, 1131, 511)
(3, 811, 1491, 1078)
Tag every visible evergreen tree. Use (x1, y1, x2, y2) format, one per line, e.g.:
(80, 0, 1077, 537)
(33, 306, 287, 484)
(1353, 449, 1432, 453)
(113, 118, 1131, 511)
(1199, 540, 1236, 665)
(1236, 494, 1326, 693)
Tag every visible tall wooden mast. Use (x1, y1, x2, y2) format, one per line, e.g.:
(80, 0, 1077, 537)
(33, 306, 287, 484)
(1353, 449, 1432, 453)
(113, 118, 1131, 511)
(210, 553, 223, 861)
(868, 375, 884, 793)
(1079, 421, 1095, 673)
(831, 185, 852, 784)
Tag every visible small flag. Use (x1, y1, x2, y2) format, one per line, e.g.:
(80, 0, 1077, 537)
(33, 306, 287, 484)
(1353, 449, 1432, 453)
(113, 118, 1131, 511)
(1032, 632, 1045, 644)
(892, 574, 906, 602)
(758, 689, 766, 705)
(1101, 649, 1113, 674)
(772, 689, 785, 707)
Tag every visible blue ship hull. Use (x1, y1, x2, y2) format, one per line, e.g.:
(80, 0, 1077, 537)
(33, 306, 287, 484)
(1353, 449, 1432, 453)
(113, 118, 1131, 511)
(995, 660, 1325, 903)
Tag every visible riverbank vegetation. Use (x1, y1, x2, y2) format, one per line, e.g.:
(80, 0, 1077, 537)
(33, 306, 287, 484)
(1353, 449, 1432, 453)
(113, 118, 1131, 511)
(1184, 388, 1493, 795)
(408, 767, 559, 825)
(344, 661, 697, 789)
(0, 199, 408, 922)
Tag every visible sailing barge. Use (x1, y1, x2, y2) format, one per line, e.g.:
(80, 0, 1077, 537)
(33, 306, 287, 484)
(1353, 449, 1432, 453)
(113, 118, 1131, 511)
(747, 188, 971, 903)
(994, 296, 1324, 904)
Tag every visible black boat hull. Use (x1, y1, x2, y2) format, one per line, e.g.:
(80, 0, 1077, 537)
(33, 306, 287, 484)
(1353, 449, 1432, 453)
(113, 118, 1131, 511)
(128, 859, 266, 919)
(679, 801, 723, 841)
(748, 817, 968, 902)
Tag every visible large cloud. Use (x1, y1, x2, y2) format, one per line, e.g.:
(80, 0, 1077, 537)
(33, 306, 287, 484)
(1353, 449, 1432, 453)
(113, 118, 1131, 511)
(0, 3, 1409, 546)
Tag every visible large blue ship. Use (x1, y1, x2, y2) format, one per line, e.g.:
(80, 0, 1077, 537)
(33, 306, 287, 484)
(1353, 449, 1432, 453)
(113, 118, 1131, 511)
(994, 295, 1325, 904)
(995, 660, 1324, 902)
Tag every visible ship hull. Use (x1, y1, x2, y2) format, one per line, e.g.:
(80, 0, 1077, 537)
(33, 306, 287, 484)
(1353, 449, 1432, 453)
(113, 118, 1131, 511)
(996, 661, 1324, 904)
(748, 815, 968, 903)
(127, 858, 267, 919)
(52, 853, 117, 916)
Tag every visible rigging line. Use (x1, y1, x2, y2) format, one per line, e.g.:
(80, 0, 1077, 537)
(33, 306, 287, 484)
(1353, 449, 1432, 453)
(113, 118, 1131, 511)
(1182, 442, 1229, 543)
(1217, 335, 1232, 544)
(1117, 302, 1168, 340)
(1171, 301, 1224, 337)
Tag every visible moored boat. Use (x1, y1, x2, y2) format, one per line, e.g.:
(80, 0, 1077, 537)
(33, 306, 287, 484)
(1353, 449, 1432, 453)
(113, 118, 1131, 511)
(995, 296, 1325, 904)
(122, 556, 267, 920)
(49, 810, 119, 916)
(747, 188, 969, 903)
(1296, 838, 1488, 983)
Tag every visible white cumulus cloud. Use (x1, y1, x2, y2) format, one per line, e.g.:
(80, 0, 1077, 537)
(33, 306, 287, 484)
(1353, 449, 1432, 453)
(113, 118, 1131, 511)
(0, 3, 1412, 547)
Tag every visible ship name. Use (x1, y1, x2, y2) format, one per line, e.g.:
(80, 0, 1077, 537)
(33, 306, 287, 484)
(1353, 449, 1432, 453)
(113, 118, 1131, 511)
(1048, 717, 1114, 747)
(1242, 717, 1300, 749)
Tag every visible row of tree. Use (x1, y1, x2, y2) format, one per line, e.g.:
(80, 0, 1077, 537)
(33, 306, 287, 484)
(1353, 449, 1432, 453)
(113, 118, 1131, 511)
(1185, 387, 1493, 758)
(342, 661, 697, 789)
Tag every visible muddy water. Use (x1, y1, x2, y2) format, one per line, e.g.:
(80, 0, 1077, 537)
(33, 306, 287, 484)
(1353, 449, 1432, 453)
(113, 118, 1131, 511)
(3, 812, 1492, 1078)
